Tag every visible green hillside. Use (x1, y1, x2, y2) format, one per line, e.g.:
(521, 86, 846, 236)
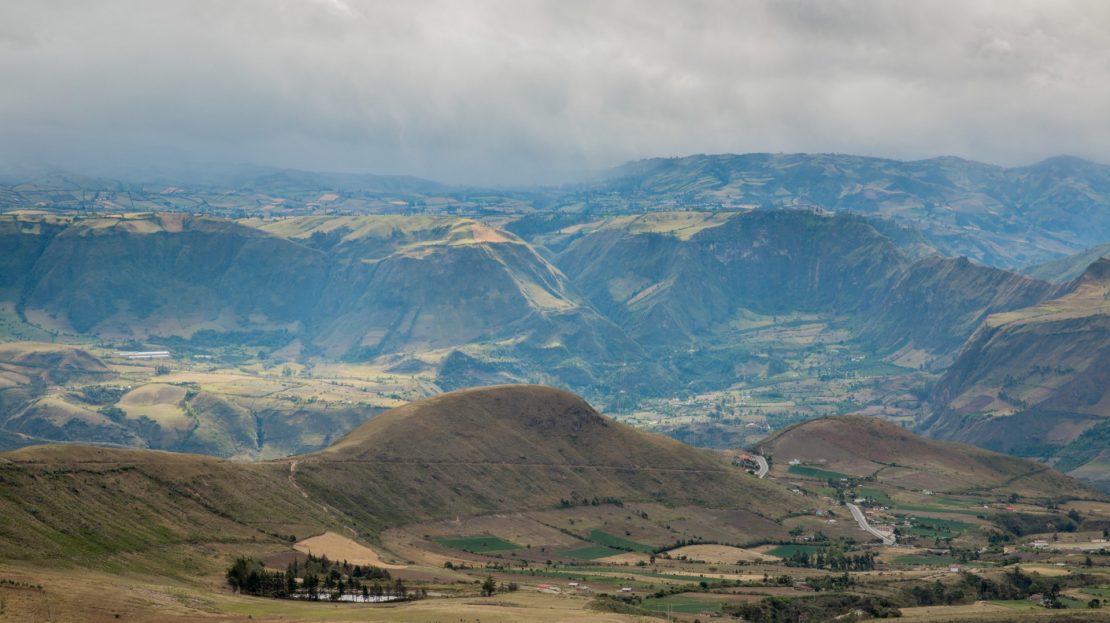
(0, 385, 800, 564)
(301, 385, 800, 532)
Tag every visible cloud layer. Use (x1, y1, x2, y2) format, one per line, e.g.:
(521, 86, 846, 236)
(2, 0, 1109, 184)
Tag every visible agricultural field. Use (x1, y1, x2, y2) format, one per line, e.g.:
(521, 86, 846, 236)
(0, 338, 434, 458)
(788, 464, 852, 480)
(610, 314, 932, 449)
(435, 536, 522, 553)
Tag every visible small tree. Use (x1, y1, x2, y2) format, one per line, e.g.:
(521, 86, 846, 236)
(481, 575, 497, 597)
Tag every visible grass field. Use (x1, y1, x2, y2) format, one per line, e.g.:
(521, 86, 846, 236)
(904, 516, 973, 539)
(856, 487, 893, 507)
(587, 530, 654, 553)
(987, 599, 1042, 611)
(893, 554, 960, 566)
(766, 544, 825, 557)
(787, 465, 851, 480)
(562, 545, 626, 560)
(665, 544, 776, 563)
(1081, 586, 1110, 598)
(895, 503, 984, 517)
(434, 536, 521, 553)
(641, 594, 723, 614)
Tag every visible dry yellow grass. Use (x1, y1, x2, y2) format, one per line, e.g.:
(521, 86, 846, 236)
(470, 222, 511, 243)
(664, 543, 780, 564)
(118, 383, 190, 428)
(596, 551, 651, 565)
(294, 532, 407, 569)
(0, 563, 649, 623)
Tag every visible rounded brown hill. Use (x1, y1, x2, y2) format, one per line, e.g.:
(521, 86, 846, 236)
(320, 385, 713, 468)
(757, 414, 1087, 496)
(296, 385, 801, 530)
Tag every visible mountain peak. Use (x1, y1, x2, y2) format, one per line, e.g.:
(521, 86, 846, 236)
(1074, 256, 1110, 288)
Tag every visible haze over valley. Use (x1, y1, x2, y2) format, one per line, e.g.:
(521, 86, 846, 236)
(3, 2, 1110, 622)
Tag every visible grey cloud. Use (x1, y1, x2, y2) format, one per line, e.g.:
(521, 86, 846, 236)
(1, 0, 1109, 184)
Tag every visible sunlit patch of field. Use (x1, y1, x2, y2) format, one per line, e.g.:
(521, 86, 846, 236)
(294, 532, 407, 569)
(594, 551, 651, 564)
(663, 544, 779, 564)
(117, 384, 190, 428)
(899, 601, 1035, 620)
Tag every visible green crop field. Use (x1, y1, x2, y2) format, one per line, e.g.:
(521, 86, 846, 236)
(856, 487, 893, 507)
(903, 516, 973, 538)
(435, 535, 521, 553)
(788, 465, 851, 480)
(562, 545, 626, 560)
(766, 544, 825, 557)
(1082, 586, 1110, 598)
(588, 529, 654, 553)
(642, 594, 722, 614)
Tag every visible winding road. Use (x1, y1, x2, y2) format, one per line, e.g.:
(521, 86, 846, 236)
(847, 502, 895, 546)
(753, 455, 769, 478)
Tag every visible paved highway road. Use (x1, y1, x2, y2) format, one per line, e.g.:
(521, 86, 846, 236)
(753, 455, 769, 478)
(847, 502, 895, 545)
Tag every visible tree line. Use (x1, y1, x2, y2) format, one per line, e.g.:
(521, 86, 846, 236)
(226, 554, 413, 602)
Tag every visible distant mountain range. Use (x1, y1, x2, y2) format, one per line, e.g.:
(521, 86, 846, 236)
(6, 152, 1110, 268)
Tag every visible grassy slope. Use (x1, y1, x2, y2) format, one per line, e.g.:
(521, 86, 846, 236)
(0, 385, 801, 567)
(297, 386, 801, 532)
(757, 414, 1088, 497)
(0, 445, 334, 571)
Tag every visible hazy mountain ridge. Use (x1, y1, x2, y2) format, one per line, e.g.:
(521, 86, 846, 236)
(0, 209, 1075, 458)
(6, 152, 1110, 269)
(546, 210, 1060, 365)
(572, 153, 1110, 268)
(1023, 241, 1110, 283)
(924, 258, 1110, 491)
(2, 213, 637, 385)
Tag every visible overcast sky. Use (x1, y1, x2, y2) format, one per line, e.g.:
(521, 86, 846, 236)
(2, 1, 1109, 185)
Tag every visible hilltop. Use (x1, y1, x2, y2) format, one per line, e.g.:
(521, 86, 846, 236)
(299, 385, 800, 531)
(757, 414, 1086, 497)
(925, 258, 1110, 491)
